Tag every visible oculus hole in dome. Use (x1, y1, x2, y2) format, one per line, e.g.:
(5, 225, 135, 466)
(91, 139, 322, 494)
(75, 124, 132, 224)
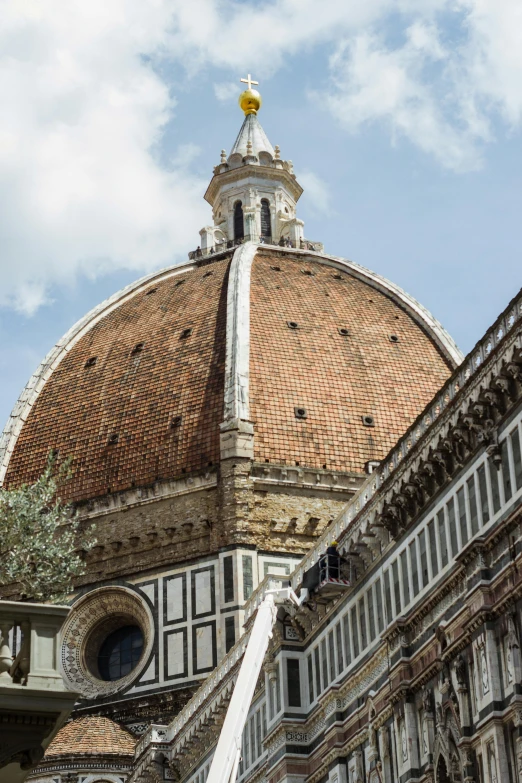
(98, 625, 144, 682)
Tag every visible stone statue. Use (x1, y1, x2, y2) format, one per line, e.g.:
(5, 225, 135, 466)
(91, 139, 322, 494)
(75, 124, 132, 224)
(455, 653, 467, 687)
(423, 687, 433, 714)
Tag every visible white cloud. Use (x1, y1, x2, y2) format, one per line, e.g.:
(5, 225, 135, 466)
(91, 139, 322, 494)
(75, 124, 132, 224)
(457, 0, 522, 127)
(214, 82, 239, 102)
(1, 0, 522, 313)
(320, 25, 483, 172)
(320, 2, 522, 171)
(0, 0, 208, 314)
(299, 171, 332, 215)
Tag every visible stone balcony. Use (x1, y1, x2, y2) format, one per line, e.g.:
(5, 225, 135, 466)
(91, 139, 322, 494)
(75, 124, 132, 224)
(0, 600, 78, 783)
(187, 237, 324, 261)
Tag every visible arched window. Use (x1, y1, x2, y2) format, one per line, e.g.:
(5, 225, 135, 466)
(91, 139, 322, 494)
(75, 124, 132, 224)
(260, 199, 272, 239)
(98, 625, 144, 681)
(234, 201, 244, 241)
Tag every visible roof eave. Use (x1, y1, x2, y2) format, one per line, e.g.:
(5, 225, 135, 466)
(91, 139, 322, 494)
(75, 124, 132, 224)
(204, 165, 303, 206)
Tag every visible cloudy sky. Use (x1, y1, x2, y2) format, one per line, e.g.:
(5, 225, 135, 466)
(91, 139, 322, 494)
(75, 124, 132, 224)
(1, 0, 521, 426)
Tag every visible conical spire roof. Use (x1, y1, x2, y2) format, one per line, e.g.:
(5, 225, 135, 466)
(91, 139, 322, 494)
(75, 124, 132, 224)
(230, 113, 275, 158)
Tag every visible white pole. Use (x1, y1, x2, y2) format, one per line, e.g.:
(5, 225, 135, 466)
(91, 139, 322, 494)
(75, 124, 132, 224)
(206, 595, 277, 783)
(228, 746, 241, 783)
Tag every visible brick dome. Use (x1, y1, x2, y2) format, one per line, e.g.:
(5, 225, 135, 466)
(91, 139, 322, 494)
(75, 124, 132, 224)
(0, 244, 460, 503)
(45, 716, 136, 758)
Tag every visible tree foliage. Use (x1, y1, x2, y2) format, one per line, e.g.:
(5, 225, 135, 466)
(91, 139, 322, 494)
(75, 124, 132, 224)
(0, 454, 95, 602)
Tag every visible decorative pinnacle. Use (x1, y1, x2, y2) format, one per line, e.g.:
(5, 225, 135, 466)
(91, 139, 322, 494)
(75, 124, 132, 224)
(274, 145, 281, 160)
(220, 149, 227, 164)
(239, 73, 262, 115)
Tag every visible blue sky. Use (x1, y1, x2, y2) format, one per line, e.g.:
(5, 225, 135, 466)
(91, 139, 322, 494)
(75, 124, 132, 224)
(1, 0, 521, 428)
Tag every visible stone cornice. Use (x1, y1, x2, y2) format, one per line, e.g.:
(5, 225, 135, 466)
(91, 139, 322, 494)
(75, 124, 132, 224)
(204, 163, 303, 205)
(251, 463, 364, 497)
(76, 470, 218, 520)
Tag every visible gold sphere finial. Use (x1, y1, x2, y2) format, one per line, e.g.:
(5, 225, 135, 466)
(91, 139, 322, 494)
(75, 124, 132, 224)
(239, 73, 261, 115)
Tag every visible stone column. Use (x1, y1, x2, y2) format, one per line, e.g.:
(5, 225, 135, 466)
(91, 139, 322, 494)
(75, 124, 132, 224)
(328, 761, 348, 783)
(378, 725, 393, 783)
(455, 653, 472, 730)
(513, 709, 522, 783)
(421, 688, 435, 765)
(394, 695, 420, 781)
(473, 625, 501, 715)
(288, 218, 304, 246)
(486, 724, 511, 783)
(199, 226, 215, 253)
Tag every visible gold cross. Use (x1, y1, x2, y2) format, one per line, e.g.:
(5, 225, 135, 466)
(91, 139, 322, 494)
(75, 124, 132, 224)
(240, 74, 259, 91)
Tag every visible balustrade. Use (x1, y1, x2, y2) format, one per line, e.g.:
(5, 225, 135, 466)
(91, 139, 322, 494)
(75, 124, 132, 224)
(0, 600, 70, 690)
(0, 600, 77, 783)
(187, 237, 324, 261)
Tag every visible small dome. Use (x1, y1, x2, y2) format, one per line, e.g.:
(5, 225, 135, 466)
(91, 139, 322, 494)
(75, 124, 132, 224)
(45, 716, 136, 758)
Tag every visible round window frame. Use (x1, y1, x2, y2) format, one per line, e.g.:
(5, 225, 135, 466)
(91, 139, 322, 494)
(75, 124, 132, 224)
(60, 586, 154, 698)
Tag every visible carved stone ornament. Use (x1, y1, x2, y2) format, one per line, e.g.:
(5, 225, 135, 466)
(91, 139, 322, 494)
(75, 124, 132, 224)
(422, 716, 429, 756)
(379, 726, 390, 760)
(353, 750, 364, 783)
(400, 721, 408, 763)
(488, 741, 498, 783)
(59, 585, 154, 698)
(508, 614, 520, 648)
(479, 642, 490, 695)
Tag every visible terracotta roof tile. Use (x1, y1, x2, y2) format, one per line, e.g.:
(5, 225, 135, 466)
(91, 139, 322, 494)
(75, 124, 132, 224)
(45, 716, 136, 758)
(4, 250, 454, 500)
(250, 252, 453, 472)
(5, 259, 229, 501)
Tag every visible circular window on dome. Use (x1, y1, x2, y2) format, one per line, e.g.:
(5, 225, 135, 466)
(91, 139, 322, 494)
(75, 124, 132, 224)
(97, 625, 144, 681)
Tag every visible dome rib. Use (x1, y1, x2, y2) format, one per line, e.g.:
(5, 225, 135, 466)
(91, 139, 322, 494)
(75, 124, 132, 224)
(223, 242, 257, 424)
(1, 243, 462, 494)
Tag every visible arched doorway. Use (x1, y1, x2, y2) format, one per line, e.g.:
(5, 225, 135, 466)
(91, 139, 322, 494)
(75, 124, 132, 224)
(234, 201, 244, 240)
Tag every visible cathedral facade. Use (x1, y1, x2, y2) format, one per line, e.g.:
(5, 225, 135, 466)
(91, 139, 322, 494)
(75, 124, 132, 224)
(2, 82, 520, 783)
